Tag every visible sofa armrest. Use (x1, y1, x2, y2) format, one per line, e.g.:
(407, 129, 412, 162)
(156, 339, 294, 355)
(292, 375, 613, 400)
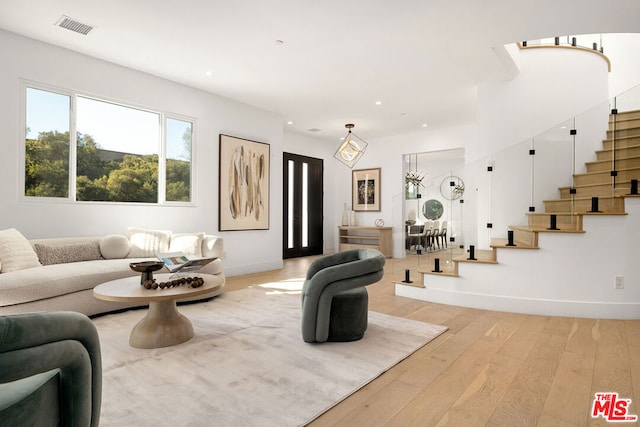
(201, 235, 223, 259)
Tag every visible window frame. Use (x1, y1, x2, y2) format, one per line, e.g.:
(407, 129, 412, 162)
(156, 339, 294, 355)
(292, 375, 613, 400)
(19, 80, 197, 206)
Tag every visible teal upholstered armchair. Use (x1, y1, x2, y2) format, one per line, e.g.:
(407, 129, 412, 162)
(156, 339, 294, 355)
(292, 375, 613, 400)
(301, 249, 386, 343)
(0, 311, 102, 427)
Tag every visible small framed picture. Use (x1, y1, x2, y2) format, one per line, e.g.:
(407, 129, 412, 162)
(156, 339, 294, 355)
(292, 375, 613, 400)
(352, 168, 381, 211)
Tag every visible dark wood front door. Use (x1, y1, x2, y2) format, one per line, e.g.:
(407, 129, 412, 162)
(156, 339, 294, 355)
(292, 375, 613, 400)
(283, 153, 323, 258)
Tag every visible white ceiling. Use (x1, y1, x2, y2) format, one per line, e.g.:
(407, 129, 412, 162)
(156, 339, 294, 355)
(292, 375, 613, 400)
(1, 0, 640, 142)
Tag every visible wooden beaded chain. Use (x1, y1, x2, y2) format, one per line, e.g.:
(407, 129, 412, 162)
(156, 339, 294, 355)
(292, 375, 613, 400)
(141, 276, 204, 290)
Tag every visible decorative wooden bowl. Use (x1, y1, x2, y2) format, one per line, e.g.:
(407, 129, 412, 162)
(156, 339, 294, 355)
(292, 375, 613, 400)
(129, 261, 165, 284)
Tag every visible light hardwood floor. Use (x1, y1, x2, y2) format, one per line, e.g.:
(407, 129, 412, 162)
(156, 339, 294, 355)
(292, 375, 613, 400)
(225, 254, 640, 427)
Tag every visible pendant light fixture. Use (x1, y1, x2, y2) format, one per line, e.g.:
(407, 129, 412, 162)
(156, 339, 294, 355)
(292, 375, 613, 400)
(334, 123, 368, 168)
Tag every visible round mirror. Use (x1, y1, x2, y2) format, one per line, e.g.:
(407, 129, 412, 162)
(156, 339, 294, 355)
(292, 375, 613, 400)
(422, 199, 444, 220)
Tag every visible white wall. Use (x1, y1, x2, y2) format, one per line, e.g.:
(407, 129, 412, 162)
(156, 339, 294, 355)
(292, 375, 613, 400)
(0, 29, 284, 276)
(602, 33, 640, 98)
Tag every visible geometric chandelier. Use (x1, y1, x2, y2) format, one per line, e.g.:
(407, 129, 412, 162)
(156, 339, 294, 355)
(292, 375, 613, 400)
(334, 123, 368, 168)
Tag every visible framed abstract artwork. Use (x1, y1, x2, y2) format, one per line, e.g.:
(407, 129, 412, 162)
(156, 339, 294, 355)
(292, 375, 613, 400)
(218, 134, 270, 231)
(352, 167, 381, 212)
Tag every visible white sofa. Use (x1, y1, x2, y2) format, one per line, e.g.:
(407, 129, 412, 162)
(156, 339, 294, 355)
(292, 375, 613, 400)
(0, 228, 225, 316)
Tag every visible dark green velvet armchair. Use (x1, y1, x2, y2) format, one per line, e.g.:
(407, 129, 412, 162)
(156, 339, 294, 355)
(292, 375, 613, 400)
(301, 249, 385, 343)
(0, 311, 102, 427)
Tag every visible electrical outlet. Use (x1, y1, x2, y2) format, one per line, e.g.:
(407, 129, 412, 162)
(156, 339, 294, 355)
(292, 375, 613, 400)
(615, 276, 624, 289)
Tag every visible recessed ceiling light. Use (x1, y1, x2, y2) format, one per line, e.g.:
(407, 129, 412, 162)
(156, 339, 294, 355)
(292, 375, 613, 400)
(287, 121, 293, 125)
(275, 40, 284, 45)
(375, 101, 382, 105)
(421, 123, 428, 127)
(204, 70, 213, 77)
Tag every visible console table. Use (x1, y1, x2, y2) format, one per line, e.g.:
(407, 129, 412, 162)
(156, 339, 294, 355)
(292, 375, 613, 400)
(338, 226, 393, 258)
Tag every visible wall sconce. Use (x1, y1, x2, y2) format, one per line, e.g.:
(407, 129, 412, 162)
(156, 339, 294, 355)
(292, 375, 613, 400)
(334, 123, 368, 168)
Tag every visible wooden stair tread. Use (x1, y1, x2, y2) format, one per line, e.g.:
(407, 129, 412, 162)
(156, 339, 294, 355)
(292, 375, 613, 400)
(574, 165, 640, 177)
(453, 249, 497, 264)
(542, 194, 624, 203)
(586, 154, 640, 164)
(490, 238, 538, 249)
(510, 225, 585, 234)
(597, 142, 640, 152)
(527, 212, 581, 217)
(417, 268, 458, 277)
(558, 183, 631, 190)
(394, 279, 425, 288)
(581, 211, 628, 216)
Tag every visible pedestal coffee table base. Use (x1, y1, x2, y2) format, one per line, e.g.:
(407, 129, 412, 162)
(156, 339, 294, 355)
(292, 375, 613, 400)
(94, 273, 223, 349)
(129, 300, 194, 349)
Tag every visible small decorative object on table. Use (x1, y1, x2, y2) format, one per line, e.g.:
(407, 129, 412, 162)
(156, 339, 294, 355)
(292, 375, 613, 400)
(129, 261, 165, 284)
(374, 218, 385, 227)
(140, 276, 204, 290)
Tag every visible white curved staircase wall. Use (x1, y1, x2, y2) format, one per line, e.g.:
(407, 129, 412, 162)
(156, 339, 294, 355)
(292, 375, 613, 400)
(477, 45, 610, 159)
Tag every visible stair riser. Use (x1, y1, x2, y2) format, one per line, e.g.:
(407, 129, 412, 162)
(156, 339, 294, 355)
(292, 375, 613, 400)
(611, 110, 640, 121)
(608, 118, 640, 131)
(597, 146, 640, 161)
(607, 128, 640, 139)
(586, 157, 640, 172)
(558, 186, 629, 198)
(574, 169, 640, 186)
(527, 214, 582, 230)
(544, 198, 625, 213)
(602, 136, 640, 150)
(511, 228, 538, 247)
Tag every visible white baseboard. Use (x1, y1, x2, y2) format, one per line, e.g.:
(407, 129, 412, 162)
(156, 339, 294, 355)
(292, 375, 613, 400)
(395, 283, 640, 320)
(225, 260, 284, 277)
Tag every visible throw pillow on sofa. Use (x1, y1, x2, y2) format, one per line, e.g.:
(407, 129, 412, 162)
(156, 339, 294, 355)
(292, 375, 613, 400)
(34, 242, 103, 265)
(100, 234, 131, 259)
(0, 228, 42, 273)
(127, 227, 171, 258)
(169, 233, 205, 257)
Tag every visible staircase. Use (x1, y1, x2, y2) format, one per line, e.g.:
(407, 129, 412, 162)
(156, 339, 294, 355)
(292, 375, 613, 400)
(396, 109, 640, 319)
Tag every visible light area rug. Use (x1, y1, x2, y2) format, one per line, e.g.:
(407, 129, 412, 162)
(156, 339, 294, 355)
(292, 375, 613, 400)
(93, 280, 447, 427)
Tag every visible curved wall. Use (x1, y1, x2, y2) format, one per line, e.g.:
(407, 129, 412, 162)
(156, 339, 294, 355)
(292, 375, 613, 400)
(476, 45, 610, 161)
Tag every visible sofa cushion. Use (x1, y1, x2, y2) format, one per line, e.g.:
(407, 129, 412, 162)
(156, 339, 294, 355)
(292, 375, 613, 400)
(127, 228, 171, 258)
(34, 242, 103, 266)
(100, 234, 130, 259)
(0, 228, 42, 273)
(0, 258, 158, 307)
(169, 233, 204, 257)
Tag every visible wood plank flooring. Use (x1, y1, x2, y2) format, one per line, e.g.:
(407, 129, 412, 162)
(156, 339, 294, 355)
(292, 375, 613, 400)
(224, 254, 640, 427)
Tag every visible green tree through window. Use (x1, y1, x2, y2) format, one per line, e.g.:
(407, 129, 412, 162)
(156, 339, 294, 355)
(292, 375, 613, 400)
(24, 86, 193, 203)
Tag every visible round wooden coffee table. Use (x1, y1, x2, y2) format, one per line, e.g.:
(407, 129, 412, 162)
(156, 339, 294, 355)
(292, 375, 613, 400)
(94, 273, 223, 349)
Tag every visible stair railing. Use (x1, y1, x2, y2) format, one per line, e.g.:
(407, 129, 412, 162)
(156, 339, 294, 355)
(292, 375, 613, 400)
(477, 82, 640, 247)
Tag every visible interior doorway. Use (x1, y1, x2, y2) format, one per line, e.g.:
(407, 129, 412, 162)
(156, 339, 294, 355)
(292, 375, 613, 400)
(283, 153, 323, 259)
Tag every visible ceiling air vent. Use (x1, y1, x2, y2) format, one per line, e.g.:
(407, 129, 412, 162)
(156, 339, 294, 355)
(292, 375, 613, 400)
(55, 15, 94, 35)
(307, 128, 322, 133)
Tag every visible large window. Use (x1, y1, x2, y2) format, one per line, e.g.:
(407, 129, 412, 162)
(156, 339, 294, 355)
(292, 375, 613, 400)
(24, 84, 194, 204)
